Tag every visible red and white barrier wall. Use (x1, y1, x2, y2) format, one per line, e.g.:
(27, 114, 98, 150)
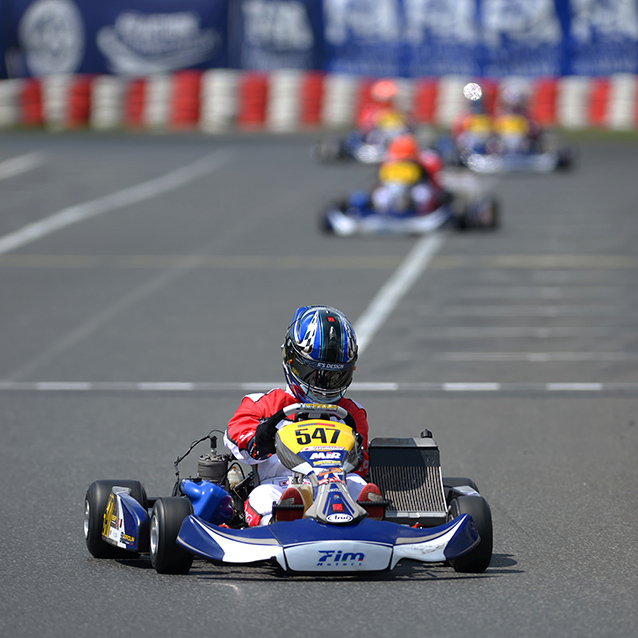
(0, 71, 637, 132)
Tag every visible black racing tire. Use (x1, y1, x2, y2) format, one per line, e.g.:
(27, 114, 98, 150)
(442, 477, 480, 504)
(84, 479, 148, 559)
(557, 145, 575, 171)
(455, 209, 469, 231)
(150, 497, 194, 574)
(484, 197, 500, 230)
(448, 495, 493, 573)
(318, 210, 334, 235)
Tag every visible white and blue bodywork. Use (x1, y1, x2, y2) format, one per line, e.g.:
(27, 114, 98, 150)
(176, 513, 479, 573)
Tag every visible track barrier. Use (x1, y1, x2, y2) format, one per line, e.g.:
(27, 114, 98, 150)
(2, 72, 637, 133)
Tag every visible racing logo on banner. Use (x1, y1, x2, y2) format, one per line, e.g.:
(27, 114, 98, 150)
(97, 11, 221, 74)
(18, 0, 85, 75)
(243, 0, 314, 50)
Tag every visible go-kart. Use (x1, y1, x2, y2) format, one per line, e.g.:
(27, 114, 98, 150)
(319, 184, 499, 236)
(313, 111, 412, 164)
(436, 115, 575, 174)
(84, 403, 493, 575)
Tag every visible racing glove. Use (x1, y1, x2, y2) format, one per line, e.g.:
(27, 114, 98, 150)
(248, 409, 286, 460)
(352, 432, 370, 478)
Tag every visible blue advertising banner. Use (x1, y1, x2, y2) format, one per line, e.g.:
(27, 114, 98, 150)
(321, 0, 405, 76)
(321, 0, 638, 77)
(565, 0, 638, 75)
(2, 0, 228, 78)
(228, 0, 322, 71)
(1, 0, 638, 78)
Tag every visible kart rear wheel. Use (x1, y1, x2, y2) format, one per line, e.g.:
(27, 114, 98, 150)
(448, 495, 493, 573)
(442, 476, 480, 503)
(84, 479, 148, 558)
(150, 497, 194, 574)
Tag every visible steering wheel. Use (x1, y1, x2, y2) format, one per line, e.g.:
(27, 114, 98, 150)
(282, 402, 348, 422)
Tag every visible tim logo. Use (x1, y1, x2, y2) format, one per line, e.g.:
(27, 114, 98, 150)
(317, 550, 364, 566)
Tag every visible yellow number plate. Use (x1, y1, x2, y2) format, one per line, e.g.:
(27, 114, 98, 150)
(378, 161, 421, 185)
(277, 420, 355, 455)
(496, 115, 529, 135)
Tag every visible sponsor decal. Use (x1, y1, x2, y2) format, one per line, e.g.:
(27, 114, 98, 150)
(18, 0, 85, 75)
(309, 452, 341, 460)
(326, 513, 354, 523)
(102, 493, 115, 538)
(97, 11, 221, 74)
(313, 361, 348, 371)
(120, 532, 135, 545)
(317, 549, 364, 566)
(325, 0, 401, 45)
(242, 0, 314, 51)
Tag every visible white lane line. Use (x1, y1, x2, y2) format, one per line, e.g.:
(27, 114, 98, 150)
(443, 382, 501, 391)
(4, 256, 210, 382)
(0, 149, 235, 255)
(457, 286, 621, 299)
(439, 352, 638, 362)
(415, 327, 628, 338)
(354, 234, 445, 353)
(547, 383, 603, 391)
(0, 152, 44, 181)
(418, 305, 621, 317)
(1, 381, 636, 394)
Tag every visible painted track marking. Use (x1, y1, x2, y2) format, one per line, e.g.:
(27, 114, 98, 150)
(354, 233, 445, 354)
(0, 152, 44, 181)
(0, 380, 636, 395)
(0, 149, 235, 255)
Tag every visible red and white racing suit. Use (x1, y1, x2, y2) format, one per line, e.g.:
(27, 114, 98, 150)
(224, 387, 370, 526)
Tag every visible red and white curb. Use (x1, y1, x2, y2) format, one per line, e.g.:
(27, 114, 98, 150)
(1, 72, 637, 132)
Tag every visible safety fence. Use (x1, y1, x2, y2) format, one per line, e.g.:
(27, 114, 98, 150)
(0, 71, 637, 133)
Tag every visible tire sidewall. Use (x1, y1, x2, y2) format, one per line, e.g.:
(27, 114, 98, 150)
(150, 497, 193, 574)
(448, 494, 493, 573)
(84, 479, 147, 558)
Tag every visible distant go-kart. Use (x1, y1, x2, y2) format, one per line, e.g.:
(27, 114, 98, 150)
(313, 112, 413, 165)
(319, 161, 500, 237)
(436, 116, 575, 174)
(84, 403, 493, 575)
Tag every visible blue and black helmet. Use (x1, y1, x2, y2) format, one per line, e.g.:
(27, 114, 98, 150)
(283, 305, 358, 403)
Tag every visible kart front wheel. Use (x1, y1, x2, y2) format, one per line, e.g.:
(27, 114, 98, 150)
(318, 211, 334, 235)
(150, 497, 194, 574)
(448, 495, 493, 573)
(482, 197, 500, 230)
(84, 479, 147, 558)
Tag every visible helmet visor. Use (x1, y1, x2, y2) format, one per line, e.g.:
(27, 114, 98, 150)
(289, 353, 355, 394)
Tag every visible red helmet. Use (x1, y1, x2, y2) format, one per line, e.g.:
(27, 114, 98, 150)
(371, 79, 398, 103)
(386, 134, 419, 161)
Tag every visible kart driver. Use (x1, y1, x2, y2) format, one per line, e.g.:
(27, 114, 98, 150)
(357, 78, 408, 133)
(371, 134, 448, 215)
(451, 82, 495, 155)
(224, 305, 383, 526)
(492, 85, 541, 153)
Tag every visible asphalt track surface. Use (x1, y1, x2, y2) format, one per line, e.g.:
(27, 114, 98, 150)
(1, 130, 637, 638)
